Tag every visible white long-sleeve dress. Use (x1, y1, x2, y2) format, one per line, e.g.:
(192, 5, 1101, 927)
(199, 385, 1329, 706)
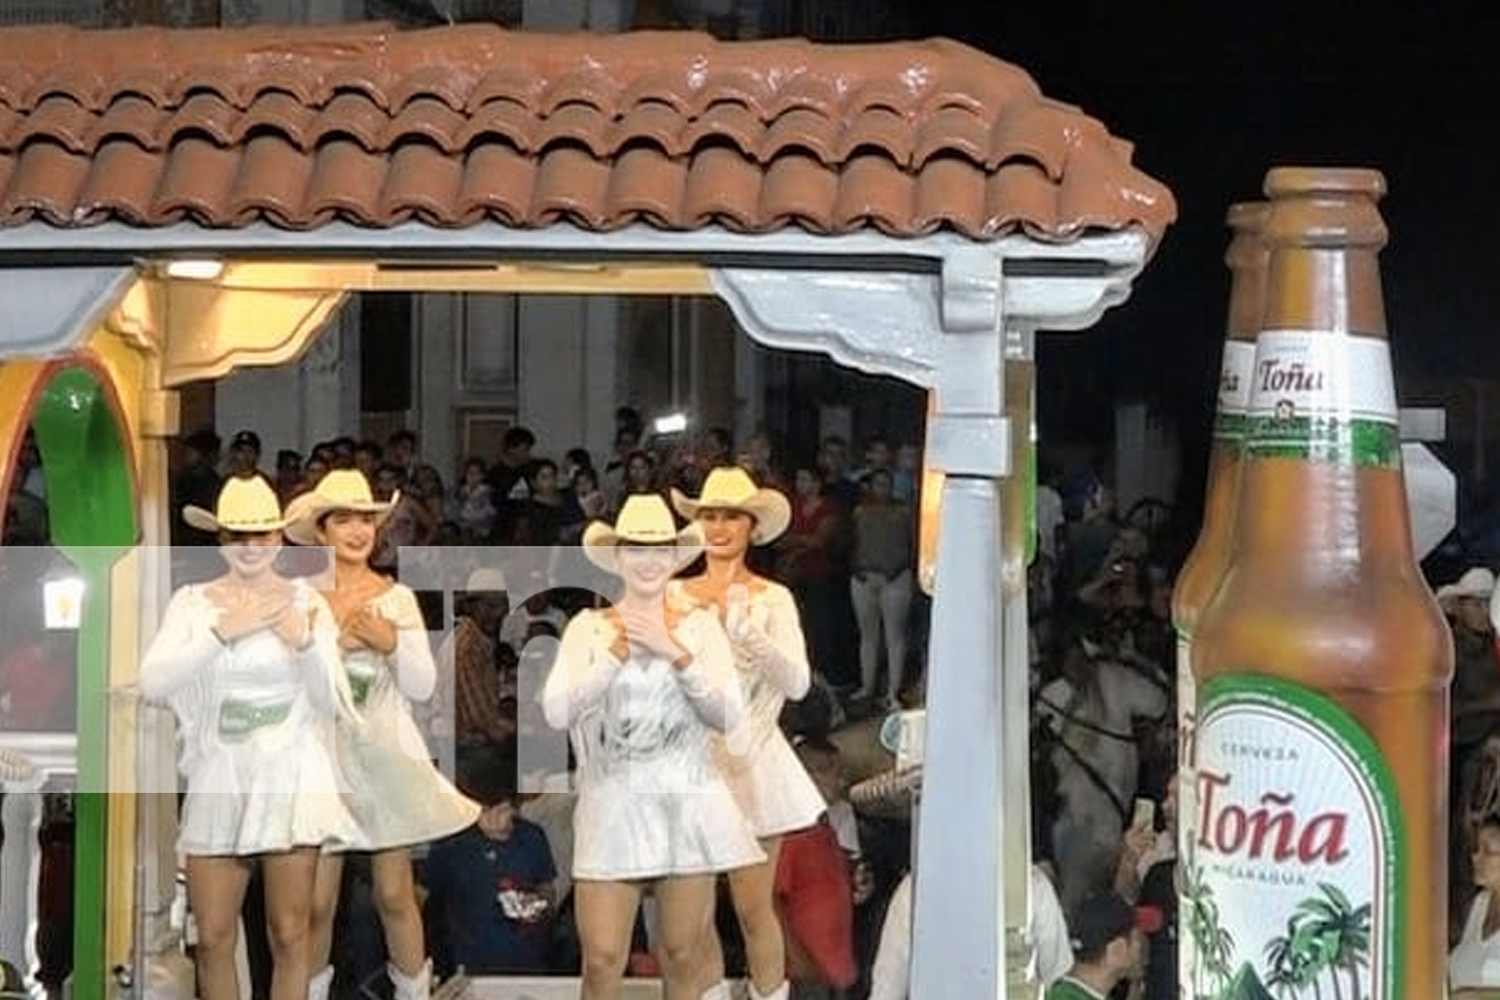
(332, 584, 479, 850)
(669, 580, 825, 838)
(542, 606, 764, 880)
(140, 581, 358, 856)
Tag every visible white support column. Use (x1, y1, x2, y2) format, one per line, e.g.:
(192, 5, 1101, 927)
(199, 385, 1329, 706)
(912, 249, 1010, 1000)
(911, 476, 1005, 1000)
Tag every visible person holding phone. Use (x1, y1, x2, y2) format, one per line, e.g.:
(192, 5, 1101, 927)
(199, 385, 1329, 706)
(1114, 786, 1176, 1000)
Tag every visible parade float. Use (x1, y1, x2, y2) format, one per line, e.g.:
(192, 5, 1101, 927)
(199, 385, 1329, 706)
(0, 22, 1173, 1000)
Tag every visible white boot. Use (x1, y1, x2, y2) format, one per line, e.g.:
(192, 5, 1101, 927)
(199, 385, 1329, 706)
(700, 983, 732, 1000)
(388, 960, 432, 1000)
(748, 981, 789, 1000)
(308, 966, 334, 1000)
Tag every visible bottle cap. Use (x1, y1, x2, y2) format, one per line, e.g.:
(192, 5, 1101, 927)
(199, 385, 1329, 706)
(1261, 166, 1387, 249)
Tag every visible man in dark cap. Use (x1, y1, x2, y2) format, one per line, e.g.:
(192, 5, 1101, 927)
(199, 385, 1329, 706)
(1044, 890, 1153, 1000)
(226, 429, 268, 482)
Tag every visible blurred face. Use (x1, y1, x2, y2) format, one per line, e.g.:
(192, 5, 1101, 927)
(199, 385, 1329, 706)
(617, 543, 677, 597)
(304, 459, 328, 484)
(534, 465, 558, 494)
(699, 508, 753, 561)
(220, 529, 281, 578)
(748, 434, 772, 465)
(865, 441, 891, 469)
(320, 510, 379, 564)
(896, 444, 919, 472)
(820, 441, 848, 475)
(228, 444, 259, 475)
(574, 468, 598, 494)
(470, 594, 508, 634)
(794, 468, 822, 499)
(478, 799, 515, 840)
(626, 456, 653, 488)
(1474, 825, 1500, 891)
(867, 470, 893, 500)
(375, 470, 401, 501)
(1454, 595, 1492, 635)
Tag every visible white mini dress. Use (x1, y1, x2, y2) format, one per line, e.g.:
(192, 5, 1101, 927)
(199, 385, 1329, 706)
(140, 582, 359, 857)
(543, 606, 764, 881)
(332, 585, 479, 851)
(668, 580, 825, 838)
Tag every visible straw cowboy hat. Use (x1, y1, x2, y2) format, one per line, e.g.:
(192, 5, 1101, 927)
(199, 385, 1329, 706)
(847, 709, 926, 819)
(283, 469, 397, 546)
(582, 495, 704, 574)
(670, 466, 791, 545)
(1436, 566, 1495, 611)
(182, 476, 289, 534)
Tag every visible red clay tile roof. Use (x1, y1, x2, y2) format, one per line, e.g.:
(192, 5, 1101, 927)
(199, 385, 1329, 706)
(0, 23, 1175, 245)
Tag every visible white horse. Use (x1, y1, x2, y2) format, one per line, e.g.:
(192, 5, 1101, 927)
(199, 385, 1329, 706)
(1035, 642, 1169, 916)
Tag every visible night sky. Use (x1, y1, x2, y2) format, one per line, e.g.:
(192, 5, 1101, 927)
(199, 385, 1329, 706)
(915, 2, 1499, 494)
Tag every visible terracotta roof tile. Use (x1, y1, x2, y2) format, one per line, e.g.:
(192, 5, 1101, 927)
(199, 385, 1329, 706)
(0, 22, 1176, 243)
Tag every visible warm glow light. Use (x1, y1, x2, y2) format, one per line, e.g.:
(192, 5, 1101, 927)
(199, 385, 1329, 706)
(44, 576, 85, 630)
(917, 464, 943, 595)
(164, 259, 225, 280)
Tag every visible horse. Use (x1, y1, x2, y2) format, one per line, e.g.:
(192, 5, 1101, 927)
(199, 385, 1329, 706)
(1034, 639, 1170, 916)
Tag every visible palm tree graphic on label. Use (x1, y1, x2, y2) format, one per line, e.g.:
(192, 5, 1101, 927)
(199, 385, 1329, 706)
(1229, 883, 1373, 1000)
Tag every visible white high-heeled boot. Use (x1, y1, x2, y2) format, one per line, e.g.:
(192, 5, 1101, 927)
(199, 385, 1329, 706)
(699, 982, 732, 1000)
(308, 966, 334, 1000)
(388, 960, 432, 1000)
(748, 981, 789, 1000)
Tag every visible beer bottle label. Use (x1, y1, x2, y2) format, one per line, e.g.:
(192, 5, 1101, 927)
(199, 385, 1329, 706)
(1214, 341, 1255, 441)
(1247, 330, 1400, 467)
(1186, 675, 1403, 1000)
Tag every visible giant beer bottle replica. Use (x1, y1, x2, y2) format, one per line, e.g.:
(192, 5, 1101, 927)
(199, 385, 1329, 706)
(1171, 200, 1268, 1000)
(1189, 167, 1451, 1000)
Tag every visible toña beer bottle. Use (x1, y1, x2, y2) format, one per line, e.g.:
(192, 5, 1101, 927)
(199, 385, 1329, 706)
(1171, 199, 1268, 1000)
(1188, 167, 1451, 1000)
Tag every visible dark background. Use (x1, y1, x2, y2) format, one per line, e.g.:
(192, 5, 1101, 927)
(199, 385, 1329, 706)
(913, 2, 1500, 499)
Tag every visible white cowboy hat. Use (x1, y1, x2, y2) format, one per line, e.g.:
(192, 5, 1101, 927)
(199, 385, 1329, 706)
(669, 466, 791, 545)
(183, 476, 288, 534)
(283, 469, 397, 546)
(465, 567, 509, 592)
(582, 494, 704, 574)
(1437, 566, 1495, 611)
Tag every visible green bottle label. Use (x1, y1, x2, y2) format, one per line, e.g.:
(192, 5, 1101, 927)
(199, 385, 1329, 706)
(1185, 675, 1405, 1000)
(1245, 330, 1401, 469)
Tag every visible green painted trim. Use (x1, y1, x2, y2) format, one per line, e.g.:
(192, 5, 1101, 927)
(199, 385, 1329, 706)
(1246, 416, 1401, 469)
(1200, 674, 1407, 1000)
(29, 364, 137, 1000)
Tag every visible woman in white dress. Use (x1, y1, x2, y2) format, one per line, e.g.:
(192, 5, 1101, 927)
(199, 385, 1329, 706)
(284, 470, 479, 1000)
(1452, 815, 1500, 996)
(140, 476, 355, 1000)
(669, 466, 826, 1000)
(544, 495, 763, 1000)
